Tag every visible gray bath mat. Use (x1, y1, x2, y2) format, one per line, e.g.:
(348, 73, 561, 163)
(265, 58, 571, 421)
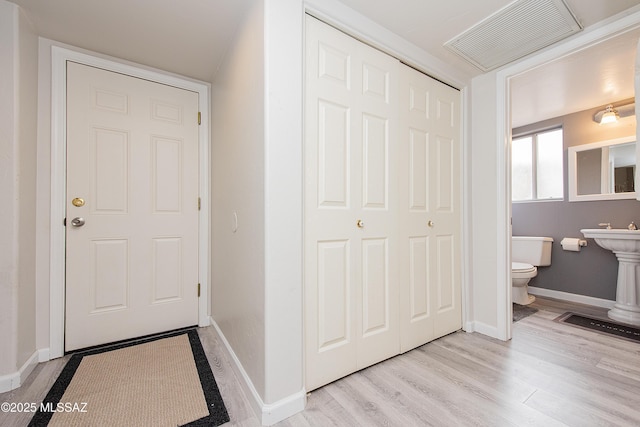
(513, 303, 538, 322)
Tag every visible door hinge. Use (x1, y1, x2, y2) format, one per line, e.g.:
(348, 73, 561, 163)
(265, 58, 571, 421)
(197, 283, 201, 297)
(197, 111, 201, 125)
(198, 197, 201, 211)
(63, 217, 66, 226)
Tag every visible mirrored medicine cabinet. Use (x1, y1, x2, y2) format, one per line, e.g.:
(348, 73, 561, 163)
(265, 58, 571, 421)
(567, 136, 636, 201)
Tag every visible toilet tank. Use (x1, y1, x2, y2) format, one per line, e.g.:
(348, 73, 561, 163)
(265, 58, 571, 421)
(512, 236, 553, 266)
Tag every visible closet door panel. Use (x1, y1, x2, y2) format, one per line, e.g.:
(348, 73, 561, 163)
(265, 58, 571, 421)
(399, 66, 435, 351)
(306, 15, 461, 390)
(430, 83, 462, 338)
(355, 38, 400, 369)
(305, 16, 360, 391)
(305, 15, 399, 390)
(399, 65, 461, 352)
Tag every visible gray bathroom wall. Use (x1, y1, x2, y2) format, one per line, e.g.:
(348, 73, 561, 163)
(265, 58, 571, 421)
(512, 99, 640, 301)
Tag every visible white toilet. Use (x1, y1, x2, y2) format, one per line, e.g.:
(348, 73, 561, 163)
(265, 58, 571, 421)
(512, 236, 553, 305)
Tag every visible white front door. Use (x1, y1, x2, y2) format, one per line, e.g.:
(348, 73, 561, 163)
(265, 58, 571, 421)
(65, 62, 200, 351)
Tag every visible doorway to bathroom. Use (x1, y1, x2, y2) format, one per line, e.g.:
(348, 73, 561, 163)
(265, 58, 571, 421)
(500, 16, 640, 339)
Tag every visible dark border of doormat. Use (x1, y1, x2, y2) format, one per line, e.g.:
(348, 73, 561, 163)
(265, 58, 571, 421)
(29, 328, 230, 427)
(554, 312, 640, 343)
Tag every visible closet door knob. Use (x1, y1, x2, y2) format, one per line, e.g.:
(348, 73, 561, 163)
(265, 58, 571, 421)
(356, 219, 364, 228)
(427, 220, 434, 227)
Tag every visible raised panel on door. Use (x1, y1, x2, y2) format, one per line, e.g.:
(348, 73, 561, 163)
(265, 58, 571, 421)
(90, 239, 129, 312)
(358, 237, 398, 366)
(402, 235, 435, 350)
(361, 238, 388, 336)
(318, 100, 351, 208)
(362, 114, 388, 209)
(305, 239, 357, 390)
(65, 62, 199, 351)
(436, 136, 454, 213)
(409, 128, 429, 212)
(92, 128, 129, 212)
(152, 136, 183, 213)
(433, 234, 460, 337)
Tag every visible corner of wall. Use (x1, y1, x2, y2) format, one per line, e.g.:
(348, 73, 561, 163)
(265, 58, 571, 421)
(0, 0, 19, 380)
(210, 318, 306, 426)
(0, 349, 39, 393)
(16, 0, 39, 371)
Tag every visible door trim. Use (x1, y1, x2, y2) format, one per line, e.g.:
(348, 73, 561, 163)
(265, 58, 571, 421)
(494, 10, 640, 341)
(49, 46, 211, 358)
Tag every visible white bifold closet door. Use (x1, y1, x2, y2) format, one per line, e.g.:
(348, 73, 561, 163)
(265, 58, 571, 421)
(305, 15, 462, 391)
(305, 15, 400, 391)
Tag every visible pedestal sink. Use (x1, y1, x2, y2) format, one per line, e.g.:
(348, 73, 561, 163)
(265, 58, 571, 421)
(581, 229, 640, 325)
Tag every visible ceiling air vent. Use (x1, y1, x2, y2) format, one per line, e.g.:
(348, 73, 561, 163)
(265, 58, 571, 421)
(444, 0, 582, 71)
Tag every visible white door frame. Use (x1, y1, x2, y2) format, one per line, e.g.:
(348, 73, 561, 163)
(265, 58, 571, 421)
(495, 10, 640, 340)
(49, 46, 211, 358)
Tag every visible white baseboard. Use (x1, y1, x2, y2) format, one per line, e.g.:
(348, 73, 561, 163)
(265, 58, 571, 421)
(466, 320, 501, 340)
(528, 287, 616, 309)
(0, 349, 40, 393)
(261, 389, 307, 426)
(462, 321, 475, 333)
(38, 348, 50, 363)
(209, 317, 306, 426)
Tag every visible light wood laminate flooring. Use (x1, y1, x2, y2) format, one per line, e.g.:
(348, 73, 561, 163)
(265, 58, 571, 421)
(2, 296, 639, 426)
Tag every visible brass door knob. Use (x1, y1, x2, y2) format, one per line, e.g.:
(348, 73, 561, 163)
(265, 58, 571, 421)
(356, 219, 364, 228)
(72, 197, 85, 207)
(427, 220, 434, 227)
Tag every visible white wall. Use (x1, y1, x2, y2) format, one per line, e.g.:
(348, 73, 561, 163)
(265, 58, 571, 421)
(211, 1, 306, 421)
(211, 0, 267, 402)
(35, 38, 52, 353)
(0, 0, 39, 385)
(469, 72, 505, 337)
(0, 0, 19, 378)
(263, 0, 304, 406)
(16, 2, 38, 369)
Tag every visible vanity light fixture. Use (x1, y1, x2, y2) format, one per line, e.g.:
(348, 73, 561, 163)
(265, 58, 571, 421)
(593, 102, 635, 125)
(599, 105, 619, 124)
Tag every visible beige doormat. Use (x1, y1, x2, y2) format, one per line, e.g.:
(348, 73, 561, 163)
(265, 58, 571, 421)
(30, 329, 229, 426)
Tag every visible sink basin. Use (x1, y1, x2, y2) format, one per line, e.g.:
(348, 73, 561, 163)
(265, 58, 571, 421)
(580, 229, 640, 252)
(581, 228, 640, 325)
